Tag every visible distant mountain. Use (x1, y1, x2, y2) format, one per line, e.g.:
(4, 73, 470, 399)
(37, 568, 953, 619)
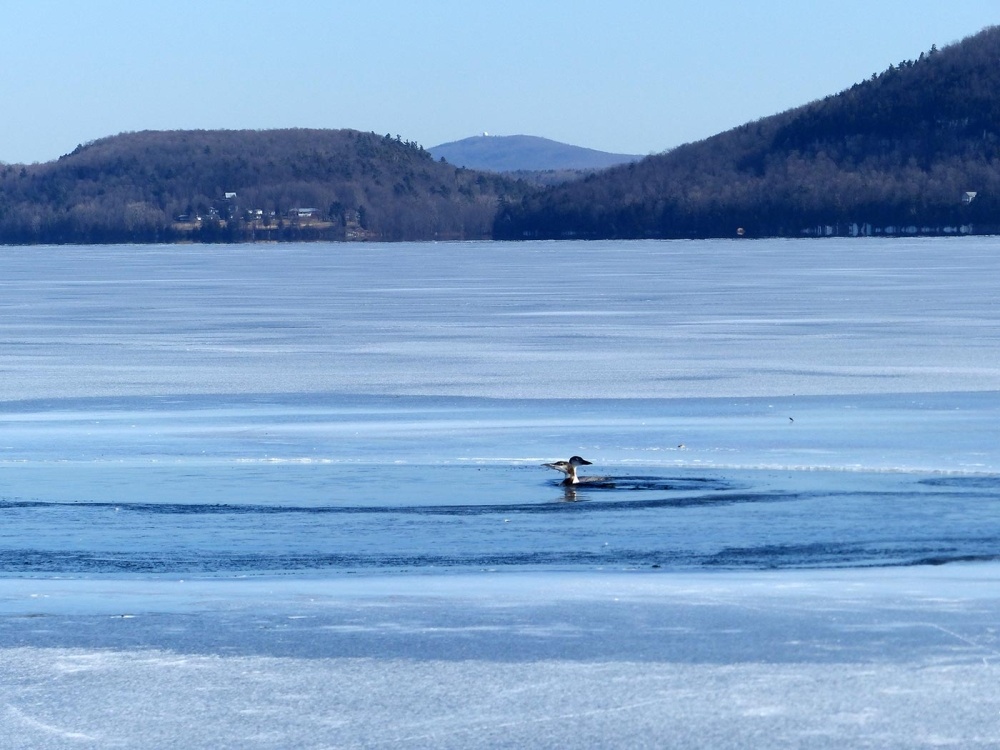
(429, 135, 642, 172)
(0, 129, 528, 244)
(495, 26, 1000, 240)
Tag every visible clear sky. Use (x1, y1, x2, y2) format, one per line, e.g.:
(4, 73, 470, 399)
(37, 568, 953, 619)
(2, 1, 998, 164)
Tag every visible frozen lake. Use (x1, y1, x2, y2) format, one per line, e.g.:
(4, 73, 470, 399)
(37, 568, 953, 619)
(1, 238, 1000, 747)
(1, 238, 999, 403)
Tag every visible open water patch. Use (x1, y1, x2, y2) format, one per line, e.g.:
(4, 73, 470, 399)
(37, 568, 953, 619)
(918, 475, 1000, 490)
(2, 467, 998, 575)
(704, 538, 1000, 570)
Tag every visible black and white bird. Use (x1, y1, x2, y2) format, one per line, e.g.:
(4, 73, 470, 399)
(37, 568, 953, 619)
(542, 455, 593, 485)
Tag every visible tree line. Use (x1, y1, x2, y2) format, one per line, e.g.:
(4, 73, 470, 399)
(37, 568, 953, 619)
(6, 27, 1000, 245)
(0, 129, 530, 244)
(495, 26, 1000, 240)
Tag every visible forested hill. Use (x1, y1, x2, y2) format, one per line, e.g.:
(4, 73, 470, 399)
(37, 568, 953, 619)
(495, 26, 1000, 240)
(0, 129, 528, 244)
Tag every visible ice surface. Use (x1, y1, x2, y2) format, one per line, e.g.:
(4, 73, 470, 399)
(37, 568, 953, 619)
(1, 238, 1000, 746)
(1, 569, 1000, 748)
(1, 238, 999, 401)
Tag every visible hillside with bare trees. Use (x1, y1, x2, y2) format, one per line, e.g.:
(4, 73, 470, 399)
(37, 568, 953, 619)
(0, 129, 528, 244)
(495, 26, 1000, 240)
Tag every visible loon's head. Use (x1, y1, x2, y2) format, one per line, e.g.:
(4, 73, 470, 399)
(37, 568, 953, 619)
(542, 455, 593, 484)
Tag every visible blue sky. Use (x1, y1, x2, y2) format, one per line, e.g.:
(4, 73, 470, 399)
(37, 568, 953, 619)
(2, 1, 998, 164)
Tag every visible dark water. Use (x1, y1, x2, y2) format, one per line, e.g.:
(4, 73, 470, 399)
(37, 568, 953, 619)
(3, 463, 998, 575)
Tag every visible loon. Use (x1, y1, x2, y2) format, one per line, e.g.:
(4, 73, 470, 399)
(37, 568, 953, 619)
(542, 455, 593, 485)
